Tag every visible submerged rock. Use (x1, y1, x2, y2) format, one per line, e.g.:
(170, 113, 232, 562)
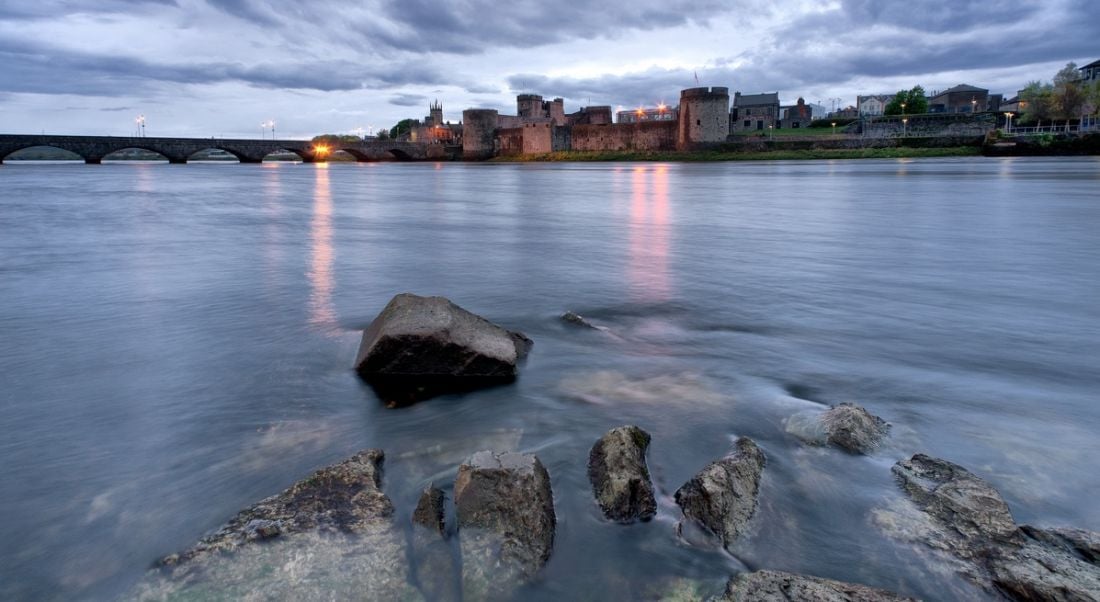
(587, 425, 657, 523)
(136, 450, 420, 601)
(561, 311, 598, 329)
(410, 485, 459, 602)
(822, 403, 890, 454)
(355, 294, 532, 405)
(674, 437, 766, 547)
(716, 570, 916, 602)
(454, 450, 555, 601)
(882, 454, 1100, 600)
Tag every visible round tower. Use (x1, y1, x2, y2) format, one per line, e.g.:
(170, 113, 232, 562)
(462, 109, 498, 160)
(677, 87, 730, 149)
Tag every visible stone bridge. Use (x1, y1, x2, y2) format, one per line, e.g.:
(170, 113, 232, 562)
(0, 134, 458, 163)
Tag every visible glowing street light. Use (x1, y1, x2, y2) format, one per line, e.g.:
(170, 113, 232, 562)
(260, 122, 267, 139)
(971, 97, 978, 114)
(313, 143, 330, 161)
(135, 114, 146, 138)
(902, 117, 909, 137)
(831, 121, 837, 135)
(1004, 111, 1014, 134)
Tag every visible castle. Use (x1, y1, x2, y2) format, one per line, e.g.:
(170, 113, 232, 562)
(462, 87, 730, 159)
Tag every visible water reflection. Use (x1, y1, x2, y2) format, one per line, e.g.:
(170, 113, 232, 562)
(628, 165, 672, 301)
(308, 164, 336, 330)
(262, 166, 283, 293)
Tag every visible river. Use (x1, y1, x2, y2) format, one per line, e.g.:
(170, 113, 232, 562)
(1, 157, 1098, 600)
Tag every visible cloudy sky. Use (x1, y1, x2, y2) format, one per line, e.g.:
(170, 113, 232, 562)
(0, 0, 1095, 138)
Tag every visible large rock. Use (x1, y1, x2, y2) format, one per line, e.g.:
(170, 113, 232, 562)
(822, 403, 890, 454)
(587, 425, 657, 523)
(454, 451, 556, 601)
(674, 437, 766, 547)
(715, 570, 916, 602)
(355, 294, 532, 404)
(135, 450, 421, 601)
(882, 454, 1100, 600)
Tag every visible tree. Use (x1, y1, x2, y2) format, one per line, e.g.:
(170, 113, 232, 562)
(1020, 80, 1054, 124)
(1052, 62, 1085, 125)
(376, 128, 390, 139)
(884, 86, 929, 115)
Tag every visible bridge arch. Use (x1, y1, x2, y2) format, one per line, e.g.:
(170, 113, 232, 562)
(185, 148, 241, 163)
(1, 145, 84, 163)
(101, 146, 174, 163)
(259, 148, 312, 163)
(386, 148, 414, 161)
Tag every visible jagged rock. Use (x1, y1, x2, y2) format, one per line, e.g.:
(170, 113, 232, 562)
(715, 570, 916, 601)
(410, 485, 458, 602)
(884, 454, 1100, 601)
(587, 425, 657, 523)
(822, 403, 890, 454)
(891, 454, 1018, 554)
(562, 311, 598, 329)
(1020, 526, 1100, 564)
(412, 485, 446, 535)
(135, 450, 421, 601)
(454, 451, 555, 601)
(354, 294, 532, 404)
(674, 437, 766, 547)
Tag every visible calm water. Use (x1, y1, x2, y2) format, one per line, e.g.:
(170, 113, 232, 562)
(1, 158, 1098, 600)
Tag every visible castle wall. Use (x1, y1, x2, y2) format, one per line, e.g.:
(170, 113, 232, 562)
(570, 121, 678, 152)
(522, 123, 553, 154)
(496, 127, 525, 156)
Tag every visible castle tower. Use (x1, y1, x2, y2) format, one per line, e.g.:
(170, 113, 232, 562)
(429, 100, 443, 127)
(677, 87, 730, 149)
(517, 94, 544, 119)
(462, 109, 498, 160)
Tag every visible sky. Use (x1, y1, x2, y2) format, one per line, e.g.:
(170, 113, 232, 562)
(0, 0, 1096, 139)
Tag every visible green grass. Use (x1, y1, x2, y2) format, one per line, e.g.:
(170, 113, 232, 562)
(490, 146, 981, 163)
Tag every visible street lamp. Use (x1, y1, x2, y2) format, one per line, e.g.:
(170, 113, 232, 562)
(768, 124, 774, 139)
(971, 97, 978, 114)
(136, 114, 146, 138)
(902, 117, 908, 137)
(831, 121, 837, 135)
(1004, 112, 1014, 134)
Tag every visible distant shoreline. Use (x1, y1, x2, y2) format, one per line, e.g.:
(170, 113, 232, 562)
(489, 147, 981, 162)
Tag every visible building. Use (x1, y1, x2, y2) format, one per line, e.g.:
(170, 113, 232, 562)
(616, 105, 678, 123)
(857, 94, 893, 116)
(780, 97, 813, 128)
(929, 84, 989, 114)
(1080, 59, 1100, 83)
(567, 106, 613, 125)
(407, 100, 462, 144)
(730, 92, 779, 132)
(516, 94, 566, 126)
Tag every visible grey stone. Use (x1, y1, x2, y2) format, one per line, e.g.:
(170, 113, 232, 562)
(354, 294, 532, 404)
(454, 450, 555, 601)
(884, 454, 1100, 601)
(135, 450, 422, 601)
(412, 485, 446, 535)
(715, 570, 917, 602)
(822, 403, 890, 454)
(588, 425, 657, 523)
(674, 437, 766, 547)
(891, 454, 1018, 552)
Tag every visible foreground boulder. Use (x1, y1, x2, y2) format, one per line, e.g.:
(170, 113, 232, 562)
(674, 437, 766, 547)
(716, 570, 916, 602)
(454, 451, 555, 600)
(587, 425, 657, 523)
(355, 294, 532, 404)
(822, 403, 890, 454)
(881, 454, 1100, 600)
(135, 450, 420, 600)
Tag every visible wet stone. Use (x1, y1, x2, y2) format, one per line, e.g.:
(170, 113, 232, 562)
(587, 425, 657, 523)
(716, 570, 917, 602)
(674, 437, 766, 548)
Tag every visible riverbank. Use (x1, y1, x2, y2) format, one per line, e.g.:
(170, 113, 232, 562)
(490, 146, 982, 162)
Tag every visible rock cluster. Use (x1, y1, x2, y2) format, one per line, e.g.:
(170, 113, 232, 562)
(886, 454, 1100, 600)
(355, 294, 531, 404)
(587, 425, 657, 523)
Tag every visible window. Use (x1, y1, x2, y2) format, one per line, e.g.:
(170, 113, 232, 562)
(744, 120, 751, 127)
(696, 119, 701, 126)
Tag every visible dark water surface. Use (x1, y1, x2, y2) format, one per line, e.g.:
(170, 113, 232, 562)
(1, 158, 1098, 600)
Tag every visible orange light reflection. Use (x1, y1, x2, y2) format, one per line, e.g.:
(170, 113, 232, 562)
(628, 165, 671, 301)
(308, 163, 337, 331)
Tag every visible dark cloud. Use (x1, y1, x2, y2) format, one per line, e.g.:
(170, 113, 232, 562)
(389, 93, 427, 107)
(0, 39, 446, 95)
(0, 0, 176, 20)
